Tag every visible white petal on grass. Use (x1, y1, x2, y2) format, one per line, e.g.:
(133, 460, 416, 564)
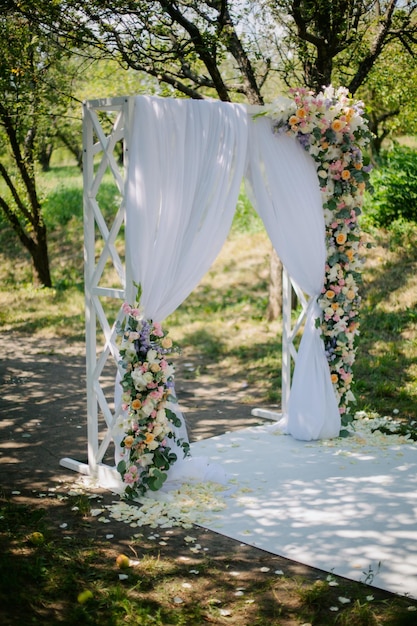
(260, 567, 270, 572)
(219, 608, 232, 616)
(59, 523, 68, 529)
(338, 596, 351, 604)
(91, 507, 104, 516)
(105, 534, 114, 539)
(274, 570, 284, 575)
(118, 574, 129, 581)
(173, 596, 184, 604)
(329, 607, 339, 611)
(366, 595, 374, 601)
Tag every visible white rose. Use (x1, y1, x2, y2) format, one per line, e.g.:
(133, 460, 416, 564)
(156, 408, 167, 423)
(142, 400, 155, 417)
(131, 369, 146, 389)
(147, 349, 158, 363)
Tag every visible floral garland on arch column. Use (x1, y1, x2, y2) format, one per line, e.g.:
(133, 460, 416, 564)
(262, 86, 372, 428)
(115, 298, 190, 498)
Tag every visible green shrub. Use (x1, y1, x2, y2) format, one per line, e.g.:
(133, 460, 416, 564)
(363, 145, 417, 228)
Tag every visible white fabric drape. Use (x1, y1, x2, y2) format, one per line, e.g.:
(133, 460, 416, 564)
(125, 96, 248, 321)
(118, 96, 248, 477)
(246, 116, 340, 439)
(122, 96, 340, 443)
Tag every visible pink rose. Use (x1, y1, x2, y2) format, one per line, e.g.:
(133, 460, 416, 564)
(153, 322, 164, 337)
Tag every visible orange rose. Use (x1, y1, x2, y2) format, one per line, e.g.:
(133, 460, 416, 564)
(144, 432, 155, 445)
(326, 290, 336, 299)
(289, 115, 298, 126)
(131, 399, 142, 410)
(336, 233, 347, 245)
(331, 119, 345, 132)
(296, 107, 306, 118)
(123, 435, 135, 449)
(331, 373, 338, 384)
(341, 169, 351, 181)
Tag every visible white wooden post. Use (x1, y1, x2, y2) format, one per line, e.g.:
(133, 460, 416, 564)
(60, 97, 133, 490)
(251, 266, 310, 421)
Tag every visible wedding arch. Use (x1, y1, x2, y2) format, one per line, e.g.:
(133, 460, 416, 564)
(60, 89, 370, 490)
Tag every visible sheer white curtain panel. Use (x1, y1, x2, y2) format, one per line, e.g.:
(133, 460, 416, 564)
(125, 96, 249, 322)
(245, 115, 340, 440)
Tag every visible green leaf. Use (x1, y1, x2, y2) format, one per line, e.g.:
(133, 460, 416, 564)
(147, 468, 167, 491)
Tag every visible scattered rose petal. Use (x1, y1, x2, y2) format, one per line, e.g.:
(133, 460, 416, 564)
(338, 596, 351, 604)
(260, 567, 270, 572)
(189, 569, 199, 575)
(274, 570, 284, 575)
(184, 536, 197, 543)
(234, 591, 244, 596)
(330, 607, 339, 611)
(173, 596, 184, 604)
(59, 523, 68, 529)
(219, 609, 232, 616)
(366, 595, 374, 601)
(159, 541, 167, 546)
(105, 534, 114, 539)
(91, 509, 104, 516)
(182, 582, 192, 589)
(11, 491, 21, 495)
(118, 574, 129, 581)
(407, 606, 417, 612)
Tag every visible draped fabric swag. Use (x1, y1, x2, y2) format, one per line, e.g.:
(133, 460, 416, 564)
(125, 95, 341, 442)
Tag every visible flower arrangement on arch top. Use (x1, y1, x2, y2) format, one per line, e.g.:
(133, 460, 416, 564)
(116, 302, 190, 498)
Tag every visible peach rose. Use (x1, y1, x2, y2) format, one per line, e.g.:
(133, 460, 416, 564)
(123, 435, 135, 449)
(336, 233, 347, 245)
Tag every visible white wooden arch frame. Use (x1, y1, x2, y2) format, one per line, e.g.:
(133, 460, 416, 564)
(60, 96, 310, 486)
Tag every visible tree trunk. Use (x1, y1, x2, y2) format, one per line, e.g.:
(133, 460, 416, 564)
(30, 224, 52, 287)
